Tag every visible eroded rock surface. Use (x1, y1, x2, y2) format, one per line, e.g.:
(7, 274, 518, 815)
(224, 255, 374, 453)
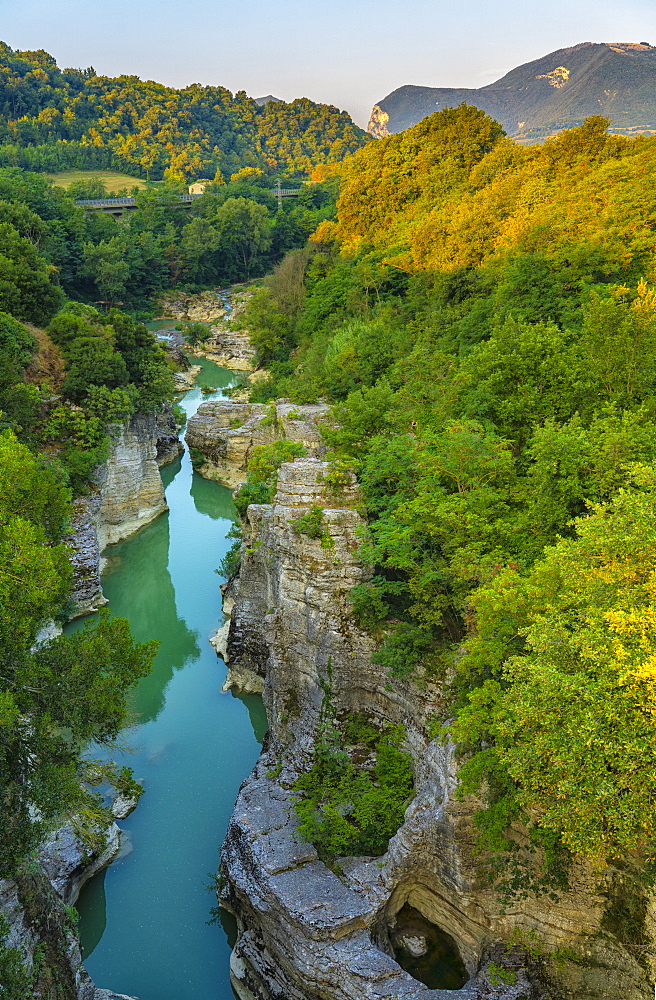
(186, 399, 329, 487)
(66, 408, 180, 616)
(159, 288, 227, 325)
(220, 457, 654, 1000)
(96, 412, 172, 549)
(0, 821, 136, 1000)
(160, 287, 256, 370)
(39, 820, 122, 906)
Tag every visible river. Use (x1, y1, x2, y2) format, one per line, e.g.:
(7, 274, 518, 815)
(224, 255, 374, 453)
(74, 357, 266, 1000)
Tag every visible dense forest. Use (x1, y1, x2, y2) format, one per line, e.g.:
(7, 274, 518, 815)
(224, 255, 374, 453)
(0, 43, 369, 180)
(238, 106, 656, 894)
(3, 80, 656, 985)
(0, 164, 339, 308)
(0, 70, 356, 929)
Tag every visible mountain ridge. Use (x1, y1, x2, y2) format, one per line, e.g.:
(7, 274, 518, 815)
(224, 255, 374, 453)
(368, 41, 656, 142)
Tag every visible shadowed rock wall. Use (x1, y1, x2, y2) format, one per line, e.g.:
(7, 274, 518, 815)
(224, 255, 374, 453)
(66, 408, 180, 616)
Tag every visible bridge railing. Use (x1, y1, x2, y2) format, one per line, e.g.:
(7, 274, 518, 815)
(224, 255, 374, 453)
(75, 190, 301, 210)
(75, 193, 206, 209)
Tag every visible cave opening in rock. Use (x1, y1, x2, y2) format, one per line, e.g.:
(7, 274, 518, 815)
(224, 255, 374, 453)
(389, 903, 469, 990)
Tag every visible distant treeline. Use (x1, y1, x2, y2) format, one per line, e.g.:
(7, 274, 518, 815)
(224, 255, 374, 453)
(0, 42, 369, 181)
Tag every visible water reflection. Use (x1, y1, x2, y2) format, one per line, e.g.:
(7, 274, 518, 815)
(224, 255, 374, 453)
(78, 869, 107, 958)
(75, 359, 268, 1000)
(190, 471, 237, 521)
(232, 690, 268, 744)
(102, 514, 200, 726)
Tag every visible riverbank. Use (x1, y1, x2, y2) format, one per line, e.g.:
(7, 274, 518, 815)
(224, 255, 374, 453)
(158, 285, 258, 372)
(73, 357, 267, 1000)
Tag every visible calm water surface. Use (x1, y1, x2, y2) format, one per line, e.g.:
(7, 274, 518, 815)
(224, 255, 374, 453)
(75, 357, 267, 1000)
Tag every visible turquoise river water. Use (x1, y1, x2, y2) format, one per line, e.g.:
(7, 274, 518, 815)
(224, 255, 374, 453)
(74, 357, 267, 999)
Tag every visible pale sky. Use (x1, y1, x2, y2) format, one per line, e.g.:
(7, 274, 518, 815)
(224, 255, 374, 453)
(3, 0, 656, 127)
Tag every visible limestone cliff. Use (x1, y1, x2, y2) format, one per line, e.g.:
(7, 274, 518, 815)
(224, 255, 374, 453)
(367, 104, 391, 139)
(0, 820, 135, 1000)
(186, 398, 329, 488)
(219, 457, 654, 1000)
(66, 408, 181, 617)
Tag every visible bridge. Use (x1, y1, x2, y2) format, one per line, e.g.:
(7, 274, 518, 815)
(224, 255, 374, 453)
(76, 182, 302, 217)
(74, 193, 204, 217)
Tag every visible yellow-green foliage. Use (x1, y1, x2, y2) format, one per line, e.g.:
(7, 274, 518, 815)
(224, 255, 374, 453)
(249, 112, 656, 887)
(330, 111, 655, 287)
(46, 169, 149, 192)
(0, 43, 368, 180)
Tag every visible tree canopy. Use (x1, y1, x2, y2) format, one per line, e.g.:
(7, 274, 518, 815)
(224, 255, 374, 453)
(0, 43, 368, 180)
(239, 109, 656, 884)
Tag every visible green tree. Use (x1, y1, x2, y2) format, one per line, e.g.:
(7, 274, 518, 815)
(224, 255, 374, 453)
(214, 197, 270, 278)
(0, 430, 156, 876)
(453, 472, 656, 864)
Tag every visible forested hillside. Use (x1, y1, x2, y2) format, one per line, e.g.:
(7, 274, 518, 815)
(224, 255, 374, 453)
(0, 42, 368, 180)
(240, 106, 656, 893)
(0, 162, 339, 310)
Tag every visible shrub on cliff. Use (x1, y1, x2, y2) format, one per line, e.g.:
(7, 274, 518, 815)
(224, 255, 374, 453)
(294, 675, 414, 860)
(233, 439, 306, 516)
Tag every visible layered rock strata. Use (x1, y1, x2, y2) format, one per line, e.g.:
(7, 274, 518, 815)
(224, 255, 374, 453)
(160, 287, 256, 370)
(220, 457, 654, 1000)
(66, 409, 180, 616)
(0, 820, 136, 1000)
(159, 288, 227, 325)
(186, 398, 329, 488)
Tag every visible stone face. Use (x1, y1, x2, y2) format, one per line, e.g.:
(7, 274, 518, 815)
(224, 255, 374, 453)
(64, 493, 108, 617)
(220, 457, 655, 1000)
(66, 408, 180, 616)
(185, 399, 329, 487)
(159, 288, 227, 325)
(367, 104, 391, 138)
(39, 820, 122, 905)
(96, 413, 170, 549)
(0, 821, 136, 1000)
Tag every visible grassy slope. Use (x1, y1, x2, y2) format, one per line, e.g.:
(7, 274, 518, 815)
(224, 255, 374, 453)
(45, 170, 151, 192)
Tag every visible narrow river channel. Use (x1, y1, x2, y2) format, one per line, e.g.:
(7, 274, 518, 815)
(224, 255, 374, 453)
(75, 357, 267, 1000)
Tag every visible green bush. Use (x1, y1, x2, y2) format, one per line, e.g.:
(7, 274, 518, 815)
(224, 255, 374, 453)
(242, 439, 306, 496)
(189, 446, 205, 470)
(233, 480, 274, 517)
(294, 674, 414, 860)
(217, 524, 242, 578)
(292, 504, 333, 548)
(0, 916, 34, 999)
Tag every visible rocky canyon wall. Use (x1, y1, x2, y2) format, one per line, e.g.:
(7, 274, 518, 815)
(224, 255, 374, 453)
(66, 408, 181, 616)
(0, 820, 136, 1000)
(218, 455, 655, 1000)
(186, 397, 329, 488)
